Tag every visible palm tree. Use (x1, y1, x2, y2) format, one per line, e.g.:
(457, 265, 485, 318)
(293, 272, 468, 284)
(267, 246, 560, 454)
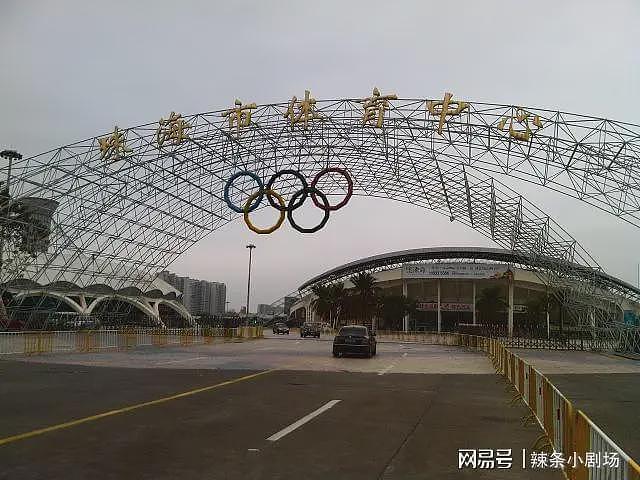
(524, 294, 547, 336)
(349, 272, 379, 325)
(377, 294, 417, 331)
(476, 286, 507, 334)
(328, 283, 346, 329)
(310, 284, 332, 323)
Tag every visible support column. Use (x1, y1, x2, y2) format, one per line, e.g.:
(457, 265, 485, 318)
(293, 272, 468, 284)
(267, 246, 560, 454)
(78, 294, 88, 314)
(402, 278, 409, 332)
(508, 280, 514, 337)
(437, 279, 442, 333)
(472, 282, 477, 325)
(546, 311, 550, 339)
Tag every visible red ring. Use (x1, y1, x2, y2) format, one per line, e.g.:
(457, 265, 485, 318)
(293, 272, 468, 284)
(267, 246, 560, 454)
(310, 167, 353, 211)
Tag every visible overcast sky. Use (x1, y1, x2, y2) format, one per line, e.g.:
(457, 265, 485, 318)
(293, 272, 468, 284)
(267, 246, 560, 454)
(1, 0, 639, 311)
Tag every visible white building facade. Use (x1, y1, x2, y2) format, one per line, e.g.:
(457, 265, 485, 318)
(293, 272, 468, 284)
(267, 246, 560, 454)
(158, 271, 226, 316)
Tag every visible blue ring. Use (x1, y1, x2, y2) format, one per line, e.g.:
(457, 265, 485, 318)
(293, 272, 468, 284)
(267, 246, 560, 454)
(224, 170, 264, 214)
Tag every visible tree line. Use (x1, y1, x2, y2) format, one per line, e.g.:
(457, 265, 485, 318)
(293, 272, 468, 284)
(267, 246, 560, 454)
(311, 274, 564, 334)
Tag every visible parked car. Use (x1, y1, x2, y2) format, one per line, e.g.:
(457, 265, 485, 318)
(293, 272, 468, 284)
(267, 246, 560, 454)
(272, 322, 290, 335)
(300, 323, 321, 338)
(332, 325, 376, 358)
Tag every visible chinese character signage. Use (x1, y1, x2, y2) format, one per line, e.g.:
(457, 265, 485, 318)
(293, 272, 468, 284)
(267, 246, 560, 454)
(458, 449, 620, 471)
(403, 262, 513, 280)
(416, 302, 473, 312)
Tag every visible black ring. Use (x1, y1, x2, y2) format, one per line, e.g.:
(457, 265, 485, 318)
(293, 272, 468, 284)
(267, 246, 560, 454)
(266, 169, 308, 212)
(287, 186, 330, 234)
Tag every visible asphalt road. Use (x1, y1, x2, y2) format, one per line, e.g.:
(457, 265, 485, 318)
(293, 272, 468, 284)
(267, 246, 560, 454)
(0, 335, 563, 479)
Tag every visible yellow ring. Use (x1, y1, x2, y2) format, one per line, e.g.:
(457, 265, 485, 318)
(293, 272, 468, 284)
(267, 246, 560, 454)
(243, 189, 286, 234)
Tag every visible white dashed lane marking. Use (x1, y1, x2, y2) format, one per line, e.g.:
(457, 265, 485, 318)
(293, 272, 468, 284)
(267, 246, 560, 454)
(267, 400, 341, 442)
(378, 364, 396, 375)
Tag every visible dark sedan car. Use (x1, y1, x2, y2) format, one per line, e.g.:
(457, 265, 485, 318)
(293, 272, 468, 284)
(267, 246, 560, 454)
(300, 323, 321, 338)
(272, 322, 290, 335)
(332, 325, 376, 358)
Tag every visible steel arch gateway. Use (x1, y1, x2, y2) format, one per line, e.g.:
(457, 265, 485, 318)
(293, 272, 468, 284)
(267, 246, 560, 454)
(1, 94, 639, 349)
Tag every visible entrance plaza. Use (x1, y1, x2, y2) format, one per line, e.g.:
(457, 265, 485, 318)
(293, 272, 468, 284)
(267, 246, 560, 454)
(1, 334, 562, 480)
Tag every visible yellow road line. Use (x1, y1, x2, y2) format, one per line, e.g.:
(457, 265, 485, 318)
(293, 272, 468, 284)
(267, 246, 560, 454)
(0, 369, 275, 447)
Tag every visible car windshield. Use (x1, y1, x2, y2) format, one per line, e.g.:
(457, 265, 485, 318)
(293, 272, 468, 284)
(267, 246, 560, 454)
(339, 327, 367, 337)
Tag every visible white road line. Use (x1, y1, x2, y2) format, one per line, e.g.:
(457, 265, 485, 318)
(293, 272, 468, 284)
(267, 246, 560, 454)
(295, 341, 300, 344)
(156, 356, 208, 365)
(402, 352, 408, 358)
(377, 363, 396, 375)
(266, 400, 341, 442)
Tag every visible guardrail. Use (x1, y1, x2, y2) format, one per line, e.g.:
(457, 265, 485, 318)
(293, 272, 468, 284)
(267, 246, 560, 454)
(378, 331, 640, 479)
(0, 326, 264, 355)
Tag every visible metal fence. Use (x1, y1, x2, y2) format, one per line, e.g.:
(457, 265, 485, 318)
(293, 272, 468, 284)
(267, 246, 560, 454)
(491, 338, 640, 480)
(0, 326, 264, 355)
(377, 330, 640, 479)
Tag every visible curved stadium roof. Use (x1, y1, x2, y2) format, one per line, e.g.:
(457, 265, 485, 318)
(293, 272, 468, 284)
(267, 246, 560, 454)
(298, 247, 640, 301)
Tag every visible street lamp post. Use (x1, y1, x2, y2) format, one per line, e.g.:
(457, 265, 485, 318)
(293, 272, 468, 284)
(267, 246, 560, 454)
(0, 149, 22, 272)
(245, 244, 256, 325)
(0, 149, 22, 327)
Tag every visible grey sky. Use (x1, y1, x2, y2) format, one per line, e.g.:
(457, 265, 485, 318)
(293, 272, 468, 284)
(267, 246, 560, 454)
(1, 0, 639, 311)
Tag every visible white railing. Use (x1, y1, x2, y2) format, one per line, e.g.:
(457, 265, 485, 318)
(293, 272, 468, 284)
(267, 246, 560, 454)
(0, 326, 264, 355)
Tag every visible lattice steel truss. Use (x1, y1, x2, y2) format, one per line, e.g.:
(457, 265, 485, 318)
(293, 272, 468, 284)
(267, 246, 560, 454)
(1, 97, 639, 351)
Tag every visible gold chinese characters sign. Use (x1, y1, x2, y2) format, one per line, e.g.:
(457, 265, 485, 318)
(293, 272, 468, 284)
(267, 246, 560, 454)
(427, 92, 469, 135)
(98, 91, 550, 160)
(99, 126, 131, 161)
(222, 99, 257, 135)
(157, 112, 191, 147)
(497, 108, 543, 142)
(284, 90, 323, 129)
(361, 87, 397, 128)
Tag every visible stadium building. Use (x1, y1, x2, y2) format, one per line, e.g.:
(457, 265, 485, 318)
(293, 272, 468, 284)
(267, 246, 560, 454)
(290, 247, 640, 335)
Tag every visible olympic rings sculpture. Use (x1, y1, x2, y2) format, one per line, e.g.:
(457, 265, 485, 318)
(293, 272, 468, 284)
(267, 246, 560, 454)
(223, 167, 353, 234)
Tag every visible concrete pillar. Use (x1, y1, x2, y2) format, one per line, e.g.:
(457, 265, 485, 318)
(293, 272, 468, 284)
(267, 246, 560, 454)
(546, 311, 550, 339)
(472, 282, 476, 325)
(437, 279, 442, 333)
(402, 278, 409, 332)
(508, 280, 514, 337)
(78, 294, 88, 312)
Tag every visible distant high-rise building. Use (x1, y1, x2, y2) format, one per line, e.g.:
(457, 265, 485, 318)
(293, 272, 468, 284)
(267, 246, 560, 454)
(283, 296, 297, 315)
(257, 303, 276, 315)
(158, 271, 226, 316)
